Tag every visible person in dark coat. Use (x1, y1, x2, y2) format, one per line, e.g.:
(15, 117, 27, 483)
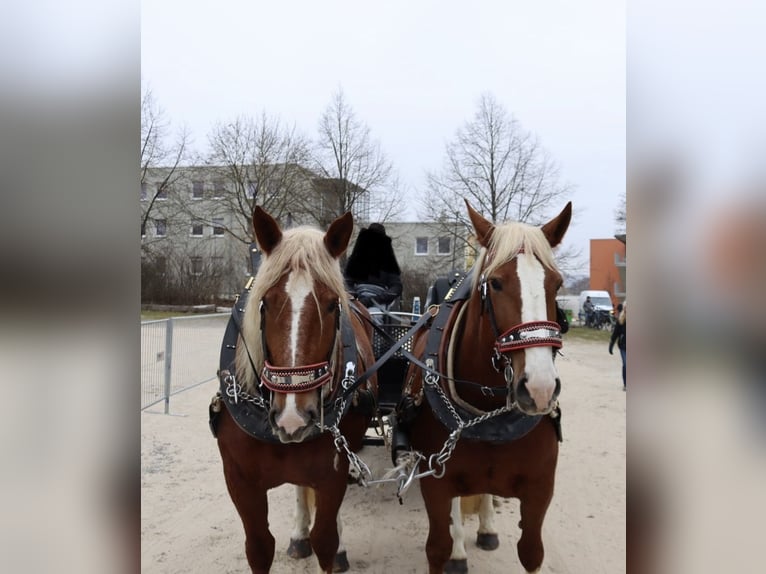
(609, 302, 627, 390)
(344, 222, 402, 307)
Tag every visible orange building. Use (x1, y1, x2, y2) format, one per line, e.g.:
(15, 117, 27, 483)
(589, 238, 626, 307)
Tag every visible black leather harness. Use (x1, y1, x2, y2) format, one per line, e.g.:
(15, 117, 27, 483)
(401, 269, 563, 443)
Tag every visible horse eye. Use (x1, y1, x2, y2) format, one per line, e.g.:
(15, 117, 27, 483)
(489, 278, 502, 291)
(326, 300, 338, 312)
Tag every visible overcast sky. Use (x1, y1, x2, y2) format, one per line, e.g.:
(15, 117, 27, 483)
(141, 0, 625, 276)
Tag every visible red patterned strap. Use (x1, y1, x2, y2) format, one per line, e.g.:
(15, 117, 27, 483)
(495, 320, 563, 354)
(260, 360, 333, 393)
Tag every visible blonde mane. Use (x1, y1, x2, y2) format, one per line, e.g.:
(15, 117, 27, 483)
(234, 226, 350, 393)
(471, 220, 560, 291)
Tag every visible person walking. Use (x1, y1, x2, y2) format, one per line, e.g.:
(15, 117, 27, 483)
(609, 302, 627, 390)
(583, 296, 595, 327)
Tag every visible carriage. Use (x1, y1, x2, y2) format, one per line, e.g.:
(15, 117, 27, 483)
(210, 202, 571, 574)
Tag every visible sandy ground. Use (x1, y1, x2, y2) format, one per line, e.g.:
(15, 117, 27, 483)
(141, 332, 625, 573)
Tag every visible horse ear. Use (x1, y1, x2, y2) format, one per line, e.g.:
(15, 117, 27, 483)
(541, 202, 572, 248)
(324, 212, 354, 259)
(465, 199, 494, 248)
(252, 205, 283, 255)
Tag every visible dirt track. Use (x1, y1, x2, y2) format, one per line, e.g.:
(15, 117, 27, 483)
(141, 334, 625, 573)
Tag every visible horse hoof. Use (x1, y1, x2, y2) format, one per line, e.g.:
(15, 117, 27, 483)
(286, 537, 312, 559)
(333, 550, 349, 572)
(445, 558, 468, 574)
(476, 532, 500, 550)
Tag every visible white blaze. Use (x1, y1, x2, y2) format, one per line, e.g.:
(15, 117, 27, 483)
(516, 253, 559, 408)
(285, 270, 313, 366)
(276, 270, 314, 435)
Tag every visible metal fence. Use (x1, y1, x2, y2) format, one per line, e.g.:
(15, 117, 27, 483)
(141, 313, 229, 412)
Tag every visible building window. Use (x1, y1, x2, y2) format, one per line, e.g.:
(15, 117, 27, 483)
(191, 219, 204, 237)
(190, 256, 203, 276)
(140, 182, 148, 201)
(213, 179, 225, 199)
(154, 218, 167, 237)
(246, 181, 256, 199)
(192, 181, 204, 199)
(156, 184, 168, 200)
(212, 217, 225, 237)
(437, 236, 451, 255)
(415, 237, 428, 255)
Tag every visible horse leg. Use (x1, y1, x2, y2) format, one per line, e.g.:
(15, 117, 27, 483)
(333, 513, 350, 572)
(475, 493, 500, 550)
(309, 481, 346, 573)
(287, 485, 313, 559)
(228, 485, 274, 574)
(516, 486, 554, 573)
(446, 497, 468, 574)
(421, 482, 455, 574)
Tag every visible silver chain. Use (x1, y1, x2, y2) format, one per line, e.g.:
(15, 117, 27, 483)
(222, 367, 520, 502)
(404, 370, 517, 489)
(316, 393, 375, 487)
(223, 372, 267, 409)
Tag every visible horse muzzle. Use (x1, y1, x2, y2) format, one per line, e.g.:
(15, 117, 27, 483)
(269, 403, 319, 443)
(514, 375, 561, 415)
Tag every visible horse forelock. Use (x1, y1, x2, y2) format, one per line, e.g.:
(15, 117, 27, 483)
(471, 221, 559, 292)
(234, 226, 350, 393)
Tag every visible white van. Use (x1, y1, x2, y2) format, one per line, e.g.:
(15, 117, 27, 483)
(578, 290, 613, 317)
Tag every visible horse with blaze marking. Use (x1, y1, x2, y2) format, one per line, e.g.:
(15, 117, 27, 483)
(213, 207, 377, 573)
(396, 200, 572, 573)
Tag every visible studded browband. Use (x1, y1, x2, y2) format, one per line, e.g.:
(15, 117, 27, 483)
(260, 361, 333, 393)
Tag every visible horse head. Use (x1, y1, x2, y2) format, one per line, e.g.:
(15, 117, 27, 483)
(466, 200, 572, 415)
(240, 206, 354, 443)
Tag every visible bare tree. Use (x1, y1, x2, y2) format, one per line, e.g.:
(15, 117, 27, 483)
(205, 113, 311, 244)
(615, 191, 626, 235)
(311, 87, 403, 226)
(140, 88, 189, 253)
(423, 93, 576, 260)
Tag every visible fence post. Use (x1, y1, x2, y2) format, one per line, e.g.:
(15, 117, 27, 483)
(164, 317, 173, 414)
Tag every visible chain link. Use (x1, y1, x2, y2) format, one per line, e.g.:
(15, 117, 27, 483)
(223, 372, 267, 409)
(407, 371, 517, 483)
(316, 395, 375, 487)
(222, 367, 518, 500)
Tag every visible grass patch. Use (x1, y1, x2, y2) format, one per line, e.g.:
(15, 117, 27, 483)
(563, 325, 612, 344)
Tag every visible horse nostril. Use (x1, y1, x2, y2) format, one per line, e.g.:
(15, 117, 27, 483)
(554, 378, 561, 396)
(305, 407, 319, 425)
(516, 376, 531, 402)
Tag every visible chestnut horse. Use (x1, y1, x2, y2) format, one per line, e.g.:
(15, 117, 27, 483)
(211, 207, 378, 573)
(396, 200, 571, 574)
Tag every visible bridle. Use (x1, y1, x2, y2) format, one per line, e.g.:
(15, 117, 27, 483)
(258, 298, 344, 400)
(477, 248, 563, 381)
